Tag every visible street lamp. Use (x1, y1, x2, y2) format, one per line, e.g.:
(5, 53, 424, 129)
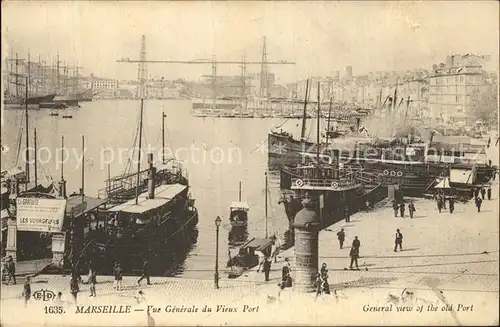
(214, 216, 221, 289)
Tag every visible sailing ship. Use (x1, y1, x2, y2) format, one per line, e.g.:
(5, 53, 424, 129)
(1, 76, 58, 205)
(3, 53, 57, 107)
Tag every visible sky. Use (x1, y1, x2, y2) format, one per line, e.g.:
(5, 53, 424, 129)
(2, 1, 499, 83)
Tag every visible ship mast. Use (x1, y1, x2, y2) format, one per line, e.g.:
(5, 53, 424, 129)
(34, 128, 38, 189)
(134, 99, 144, 205)
(316, 82, 321, 163)
(162, 111, 166, 164)
(24, 76, 29, 190)
(238, 181, 242, 202)
(300, 79, 310, 140)
(265, 171, 268, 239)
(134, 35, 147, 205)
(325, 97, 333, 147)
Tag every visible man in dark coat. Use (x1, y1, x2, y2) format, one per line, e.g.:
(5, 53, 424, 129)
(344, 206, 350, 223)
(392, 202, 399, 217)
(263, 258, 271, 282)
(408, 201, 416, 219)
(22, 276, 31, 308)
(487, 186, 492, 200)
(137, 259, 151, 286)
(399, 202, 405, 218)
(337, 228, 345, 249)
(5, 256, 16, 285)
(394, 229, 403, 252)
(70, 274, 79, 305)
(281, 258, 291, 289)
(349, 247, 359, 270)
(476, 197, 482, 212)
(480, 188, 486, 200)
(449, 197, 455, 214)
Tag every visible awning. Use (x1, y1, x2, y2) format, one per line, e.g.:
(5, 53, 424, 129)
(434, 177, 451, 189)
(66, 195, 108, 217)
(107, 183, 187, 214)
(242, 237, 274, 251)
(229, 201, 250, 211)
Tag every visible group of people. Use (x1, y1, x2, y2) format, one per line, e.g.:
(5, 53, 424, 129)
(471, 186, 492, 213)
(435, 192, 455, 214)
(392, 201, 416, 218)
(336, 229, 360, 269)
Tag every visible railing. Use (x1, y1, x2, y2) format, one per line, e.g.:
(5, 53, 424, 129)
(291, 176, 359, 189)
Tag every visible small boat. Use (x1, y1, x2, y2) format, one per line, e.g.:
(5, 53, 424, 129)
(229, 181, 249, 227)
(229, 201, 250, 227)
(226, 237, 274, 278)
(62, 115, 73, 119)
(49, 112, 59, 116)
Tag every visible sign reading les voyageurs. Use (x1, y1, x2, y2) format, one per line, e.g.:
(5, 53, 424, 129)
(16, 198, 67, 232)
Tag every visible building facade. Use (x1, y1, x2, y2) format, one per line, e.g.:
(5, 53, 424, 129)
(428, 54, 486, 124)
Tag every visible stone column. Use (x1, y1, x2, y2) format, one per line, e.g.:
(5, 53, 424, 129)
(291, 198, 320, 293)
(51, 233, 66, 267)
(5, 219, 18, 262)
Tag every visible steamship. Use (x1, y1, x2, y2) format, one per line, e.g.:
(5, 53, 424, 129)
(94, 153, 198, 272)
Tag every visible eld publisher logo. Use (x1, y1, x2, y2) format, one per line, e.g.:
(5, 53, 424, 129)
(33, 289, 56, 301)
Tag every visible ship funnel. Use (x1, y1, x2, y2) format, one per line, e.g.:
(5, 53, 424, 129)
(58, 179, 67, 199)
(148, 153, 156, 199)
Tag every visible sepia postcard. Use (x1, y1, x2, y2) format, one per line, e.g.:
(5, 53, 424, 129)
(1, 1, 499, 326)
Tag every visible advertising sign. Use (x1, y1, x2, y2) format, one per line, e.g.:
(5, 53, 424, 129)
(16, 198, 67, 232)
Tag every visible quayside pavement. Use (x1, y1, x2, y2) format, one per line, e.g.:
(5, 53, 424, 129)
(1, 183, 498, 326)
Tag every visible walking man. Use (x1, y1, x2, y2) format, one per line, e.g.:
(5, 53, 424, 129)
(337, 228, 345, 249)
(137, 259, 151, 286)
(89, 269, 97, 297)
(392, 202, 399, 217)
(263, 257, 271, 282)
(487, 186, 492, 200)
(344, 205, 350, 223)
(394, 229, 403, 252)
(70, 274, 79, 305)
(256, 250, 265, 273)
(408, 201, 415, 219)
(5, 256, 16, 285)
(349, 247, 359, 270)
(399, 202, 405, 218)
(352, 236, 360, 257)
(22, 276, 31, 308)
(481, 188, 486, 200)
(114, 262, 123, 291)
(449, 197, 455, 214)
(476, 197, 483, 213)
(437, 196, 443, 213)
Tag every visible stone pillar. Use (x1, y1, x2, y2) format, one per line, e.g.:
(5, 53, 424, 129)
(51, 233, 66, 267)
(5, 219, 18, 262)
(291, 198, 320, 293)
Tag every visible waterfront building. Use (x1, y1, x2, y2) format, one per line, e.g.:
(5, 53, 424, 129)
(428, 54, 488, 124)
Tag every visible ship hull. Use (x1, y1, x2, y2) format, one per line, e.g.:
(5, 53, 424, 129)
(269, 132, 495, 195)
(3, 93, 56, 106)
(91, 201, 199, 275)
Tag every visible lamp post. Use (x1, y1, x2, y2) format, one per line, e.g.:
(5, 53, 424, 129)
(214, 216, 221, 289)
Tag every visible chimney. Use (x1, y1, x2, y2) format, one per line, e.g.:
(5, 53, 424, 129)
(147, 153, 156, 199)
(58, 179, 67, 199)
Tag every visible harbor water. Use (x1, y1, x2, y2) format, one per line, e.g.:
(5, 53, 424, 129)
(1, 99, 324, 280)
